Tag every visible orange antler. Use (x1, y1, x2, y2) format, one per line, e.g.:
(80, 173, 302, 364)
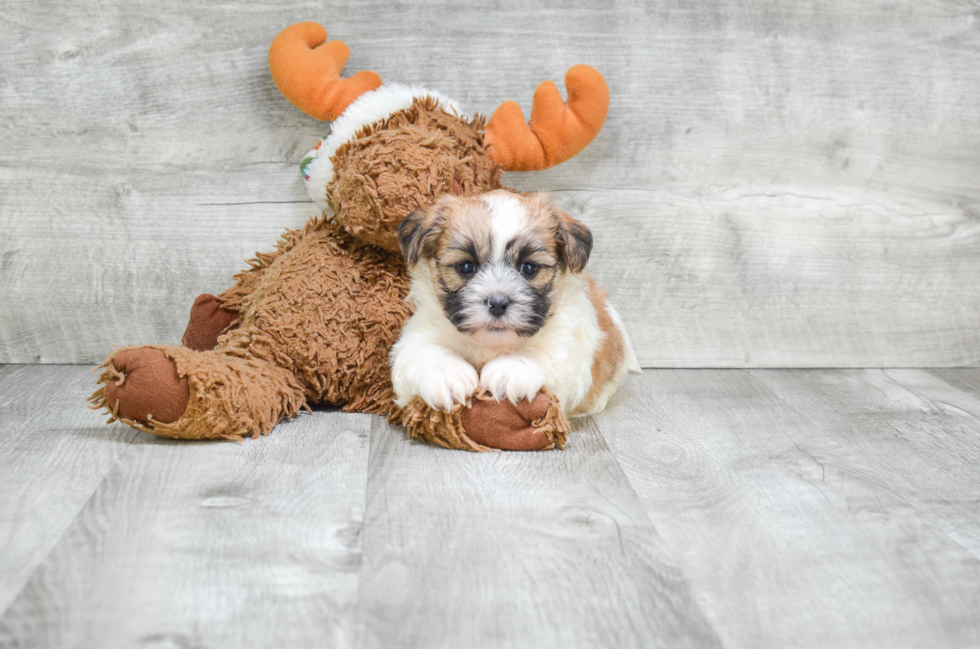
(484, 65, 609, 172)
(268, 22, 382, 121)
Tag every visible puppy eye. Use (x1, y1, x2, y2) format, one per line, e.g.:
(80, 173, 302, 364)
(455, 260, 476, 277)
(519, 261, 538, 278)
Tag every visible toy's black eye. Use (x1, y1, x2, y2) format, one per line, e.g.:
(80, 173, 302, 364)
(519, 261, 538, 278)
(455, 260, 476, 277)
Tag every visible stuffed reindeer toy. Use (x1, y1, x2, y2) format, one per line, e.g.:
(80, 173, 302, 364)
(91, 22, 623, 451)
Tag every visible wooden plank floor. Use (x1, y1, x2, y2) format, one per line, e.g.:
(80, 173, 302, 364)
(1, 365, 979, 648)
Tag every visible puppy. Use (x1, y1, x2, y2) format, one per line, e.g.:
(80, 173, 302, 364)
(391, 190, 640, 416)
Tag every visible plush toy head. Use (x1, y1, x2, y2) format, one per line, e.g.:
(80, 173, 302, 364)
(269, 22, 610, 253)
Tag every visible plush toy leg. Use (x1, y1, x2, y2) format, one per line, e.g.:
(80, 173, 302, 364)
(181, 294, 239, 351)
(89, 345, 306, 441)
(392, 388, 569, 452)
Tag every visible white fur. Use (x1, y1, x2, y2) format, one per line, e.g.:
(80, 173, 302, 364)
(302, 83, 462, 210)
(389, 329, 479, 411)
(483, 192, 528, 257)
(479, 355, 546, 404)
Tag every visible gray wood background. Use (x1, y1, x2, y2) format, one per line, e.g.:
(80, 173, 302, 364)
(1, 0, 979, 366)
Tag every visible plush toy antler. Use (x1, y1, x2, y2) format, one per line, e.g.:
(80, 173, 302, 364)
(484, 65, 610, 171)
(268, 22, 382, 120)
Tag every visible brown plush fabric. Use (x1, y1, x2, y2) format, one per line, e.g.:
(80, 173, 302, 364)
(328, 96, 503, 253)
(181, 294, 239, 351)
(391, 399, 495, 452)
(461, 390, 568, 451)
(91, 98, 572, 451)
(215, 216, 412, 414)
(392, 389, 569, 452)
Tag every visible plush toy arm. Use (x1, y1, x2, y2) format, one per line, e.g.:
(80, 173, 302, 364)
(392, 389, 569, 452)
(484, 65, 609, 172)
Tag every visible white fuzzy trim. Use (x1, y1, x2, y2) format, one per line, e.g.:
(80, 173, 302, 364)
(302, 83, 462, 210)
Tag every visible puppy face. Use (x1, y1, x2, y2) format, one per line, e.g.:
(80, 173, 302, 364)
(398, 190, 593, 347)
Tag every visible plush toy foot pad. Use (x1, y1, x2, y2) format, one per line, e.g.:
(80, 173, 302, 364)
(181, 294, 238, 351)
(99, 348, 189, 424)
(461, 391, 560, 451)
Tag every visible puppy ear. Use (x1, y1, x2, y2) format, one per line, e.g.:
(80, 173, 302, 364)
(397, 206, 443, 266)
(553, 207, 593, 274)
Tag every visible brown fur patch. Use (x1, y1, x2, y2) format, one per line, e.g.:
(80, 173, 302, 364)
(519, 193, 592, 274)
(574, 274, 627, 415)
(507, 195, 560, 263)
(439, 196, 495, 261)
(429, 195, 496, 293)
(418, 191, 570, 295)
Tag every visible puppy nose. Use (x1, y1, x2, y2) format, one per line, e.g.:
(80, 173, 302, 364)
(488, 296, 510, 317)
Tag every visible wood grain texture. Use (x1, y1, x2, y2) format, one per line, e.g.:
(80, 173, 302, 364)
(563, 187, 980, 367)
(0, 365, 136, 616)
(594, 369, 980, 648)
(0, 399, 373, 649)
(354, 417, 720, 649)
(3, 366, 980, 645)
(756, 368, 980, 557)
(2, 0, 979, 365)
(927, 368, 980, 398)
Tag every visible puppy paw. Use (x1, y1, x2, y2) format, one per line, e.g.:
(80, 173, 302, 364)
(479, 356, 546, 405)
(416, 356, 479, 412)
